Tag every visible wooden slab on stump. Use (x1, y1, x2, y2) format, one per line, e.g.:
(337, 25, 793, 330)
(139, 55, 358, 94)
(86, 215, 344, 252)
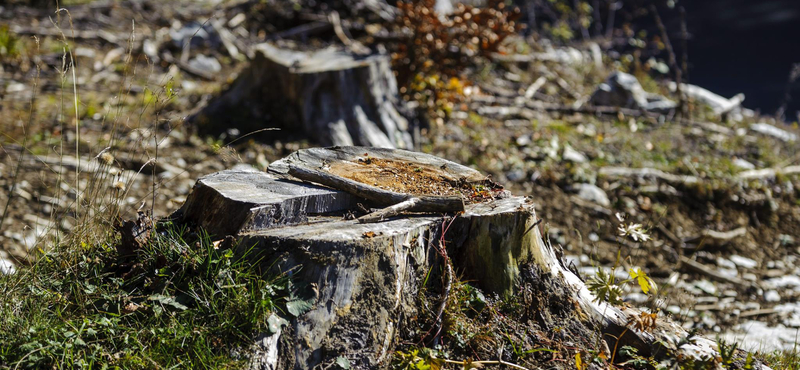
(176, 147, 751, 370)
(191, 43, 414, 149)
(176, 169, 362, 237)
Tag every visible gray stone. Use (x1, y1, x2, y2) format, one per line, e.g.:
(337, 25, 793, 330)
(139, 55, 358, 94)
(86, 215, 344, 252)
(506, 169, 526, 182)
(764, 290, 781, 302)
(188, 54, 222, 74)
(0, 258, 15, 275)
(730, 255, 758, 269)
(562, 146, 587, 163)
(573, 183, 610, 207)
(169, 21, 218, 49)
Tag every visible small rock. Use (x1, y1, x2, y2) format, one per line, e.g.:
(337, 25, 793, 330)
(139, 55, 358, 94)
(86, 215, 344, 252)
(573, 183, 610, 207)
(765, 290, 781, 302)
(6, 82, 26, 93)
(766, 275, 800, 289)
(562, 146, 587, 163)
(170, 21, 217, 48)
(515, 135, 531, 147)
(143, 39, 160, 61)
(506, 169, 526, 182)
(779, 234, 795, 246)
(0, 258, 15, 275)
(730, 255, 758, 269)
(717, 268, 739, 280)
(228, 13, 246, 28)
(666, 305, 682, 315)
(694, 279, 718, 295)
(188, 54, 221, 74)
(716, 257, 737, 270)
(624, 292, 648, 304)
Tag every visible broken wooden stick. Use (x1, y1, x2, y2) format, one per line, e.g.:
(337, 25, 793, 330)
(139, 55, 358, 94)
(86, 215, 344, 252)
(287, 165, 465, 214)
(684, 227, 747, 246)
(737, 165, 800, 180)
(679, 256, 753, 289)
(357, 197, 420, 223)
(599, 167, 699, 185)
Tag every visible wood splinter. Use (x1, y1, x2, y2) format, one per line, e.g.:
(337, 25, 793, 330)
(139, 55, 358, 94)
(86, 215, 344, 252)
(357, 197, 420, 223)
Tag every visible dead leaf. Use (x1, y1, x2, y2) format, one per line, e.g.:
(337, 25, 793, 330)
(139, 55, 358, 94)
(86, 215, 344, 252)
(122, 302, 140, 314)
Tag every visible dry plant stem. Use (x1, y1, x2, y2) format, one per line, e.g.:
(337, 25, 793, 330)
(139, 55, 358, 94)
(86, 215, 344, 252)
(0, 53, 40, 235)
(609, 327, 630, 364)
(442, 358, 531, 370)
(679, 6, 689, 118)
(287, 166, 465, 213)
(776, 63, 800, 121)
(604, 1, 618, 40)
(432, 261, 452, 345)
(650, 5, 682, 116)
(329, 10, 369, 55)
(51, 10, 81, 220)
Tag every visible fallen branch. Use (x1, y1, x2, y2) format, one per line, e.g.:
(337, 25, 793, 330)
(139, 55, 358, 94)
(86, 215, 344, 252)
(475, 103, 651, 119)
(685, 227, 747, 245)
(329, 11, 370, 55)
(11, 25, 126, 46)
(679, 256, 752, 288)
(524, 76, 547, 99)
(287, 165, 465, 213)
(737, 165, 800, 180)
(690, 121, 733, 136)
(599, 167, 699, 185)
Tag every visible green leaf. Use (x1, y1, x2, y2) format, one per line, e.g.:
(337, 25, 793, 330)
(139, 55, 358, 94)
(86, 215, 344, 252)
(335, 356, 351, 369)
(286, 298, 313, 317)
(148, 294, 188, 311)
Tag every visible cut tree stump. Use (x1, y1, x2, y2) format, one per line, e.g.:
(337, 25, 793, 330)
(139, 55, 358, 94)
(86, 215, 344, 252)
(175, 146, 765, 370)
(191, 43, 414, 149)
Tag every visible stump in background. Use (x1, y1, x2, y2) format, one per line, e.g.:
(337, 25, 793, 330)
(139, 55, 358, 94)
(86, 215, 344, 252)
(192, 44, 414, 149)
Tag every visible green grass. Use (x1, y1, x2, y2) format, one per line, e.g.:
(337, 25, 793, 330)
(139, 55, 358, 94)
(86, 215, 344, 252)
(758, 349, 800, 370)
(0, 222, 290, 369)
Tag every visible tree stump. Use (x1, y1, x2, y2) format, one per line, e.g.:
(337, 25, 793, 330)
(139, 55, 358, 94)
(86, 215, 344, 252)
(176, 147, 757, 370)
(191, 44, 414, 149)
